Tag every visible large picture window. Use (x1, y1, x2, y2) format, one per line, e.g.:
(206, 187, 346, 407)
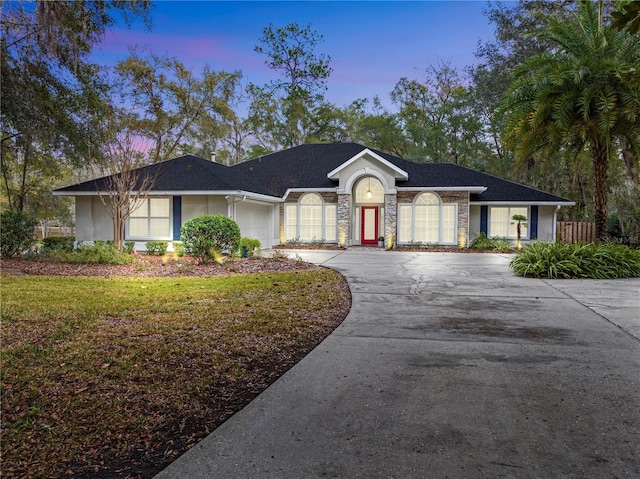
(284, 193, 337, 242)
(128, 197, 171, 239)
(489, 206, 528, 238)
(398, 193, 457, 245)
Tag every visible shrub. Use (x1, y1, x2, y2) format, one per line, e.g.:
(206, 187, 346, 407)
(510, 242, 640, 279)
(52, 241, 133, 265)
(145, 241, 168, 256)
(180, 215, 241, 263)
(123, 241, 136, 254)
(42, 236, 75, 254)
(238, 237, 261, 257)
(172, 241, 185, 257)
(469, 232, 513, 252)
(0, 211, 37, 256)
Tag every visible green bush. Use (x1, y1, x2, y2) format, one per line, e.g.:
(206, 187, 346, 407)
(238, 237, 262, 257)
(52, 241, 132, 265)
(41, 236, 75, 254)
(469, 232, 513, 252)
(145, 241, 168, 256)
(180, 215, 241, 263)
(172, 241, 185, 257)
(1, 211, 37, 256)
(510, 242, 640, 279)
(123, 241, 136, 254)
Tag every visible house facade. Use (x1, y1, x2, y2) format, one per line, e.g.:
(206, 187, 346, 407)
(55, 143, 573, 250)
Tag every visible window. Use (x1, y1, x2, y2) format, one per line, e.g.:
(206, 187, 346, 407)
(128, 197, 171, 239)
(284, 193, 338, 242)
(398, 193, 457, 245)
(355, 176, 384, 203)
(489, 207, 528, 238)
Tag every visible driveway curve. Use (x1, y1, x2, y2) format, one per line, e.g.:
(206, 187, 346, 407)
(156, 250, 640, 479)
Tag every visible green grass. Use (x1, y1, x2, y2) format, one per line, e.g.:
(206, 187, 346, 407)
(509, 242, 640, 279)
(1, 270, 350, 478)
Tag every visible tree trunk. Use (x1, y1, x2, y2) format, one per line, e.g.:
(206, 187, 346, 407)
(591, 141, 609, 242)
(621, 137, 639, 185)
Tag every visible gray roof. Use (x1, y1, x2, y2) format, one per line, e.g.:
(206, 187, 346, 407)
(56, 144, 572, 204)
(56, 155, 275, 197)
(233, 143, 572, 203)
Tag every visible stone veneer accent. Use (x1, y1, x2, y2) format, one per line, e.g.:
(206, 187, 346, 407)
(337, 193, 351, 247)
(396, 190, 469, 247)
(384, 193, 397, 248)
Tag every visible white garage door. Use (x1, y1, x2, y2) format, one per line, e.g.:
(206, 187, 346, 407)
(235, 202, 273, 249)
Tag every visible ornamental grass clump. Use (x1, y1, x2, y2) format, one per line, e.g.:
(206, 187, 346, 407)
(510, 242, 640, 279)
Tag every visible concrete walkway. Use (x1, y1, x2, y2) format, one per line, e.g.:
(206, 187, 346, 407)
(156, 250, 640, 479)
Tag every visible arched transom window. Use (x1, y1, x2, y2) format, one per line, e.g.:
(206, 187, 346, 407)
(398, 192, 457, 245)
(284, 193, 337, 242)
(355, 176, 384, 204)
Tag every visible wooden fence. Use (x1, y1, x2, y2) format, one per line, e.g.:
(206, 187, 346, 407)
(557, 221, 596, 243)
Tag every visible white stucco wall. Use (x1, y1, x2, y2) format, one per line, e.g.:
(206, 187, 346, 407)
(536, 206, 557, 242)
(74, 196, 113, 242)
(233, 201, 275, 249)
(337, 156, 398, 193)
(469, 205, 482, 240)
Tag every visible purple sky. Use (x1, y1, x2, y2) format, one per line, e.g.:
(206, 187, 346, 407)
(93, 1, 498, 109)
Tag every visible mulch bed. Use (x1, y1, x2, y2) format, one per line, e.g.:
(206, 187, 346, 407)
(0, 254, 316, 277)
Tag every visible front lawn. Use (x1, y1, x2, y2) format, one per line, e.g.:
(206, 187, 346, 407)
(1, 268, 350, 478)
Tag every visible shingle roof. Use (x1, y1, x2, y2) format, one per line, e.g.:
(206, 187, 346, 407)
(56, 145, 572, 204)
(56, 155, 276, 197)
(233, 143, 572, 203)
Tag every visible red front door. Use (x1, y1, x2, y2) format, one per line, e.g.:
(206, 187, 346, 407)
(361, 206, 379, 245)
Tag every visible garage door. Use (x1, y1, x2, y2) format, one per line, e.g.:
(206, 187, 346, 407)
(235, 202, 273, 249)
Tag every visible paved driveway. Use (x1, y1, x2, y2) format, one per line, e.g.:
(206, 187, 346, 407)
(156, 250, 640, 479)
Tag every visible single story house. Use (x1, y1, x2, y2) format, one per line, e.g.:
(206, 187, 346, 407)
(54, 143, 574, 250)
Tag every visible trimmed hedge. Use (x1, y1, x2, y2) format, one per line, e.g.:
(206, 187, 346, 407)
(510, 242, 640, 279)
(42, 236, 75, 254)
(180, 215, 241, 263)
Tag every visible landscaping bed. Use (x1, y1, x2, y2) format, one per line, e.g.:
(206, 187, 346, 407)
(1, 256, 351, 478)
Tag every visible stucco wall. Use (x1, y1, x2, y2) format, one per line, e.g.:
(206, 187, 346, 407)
(337, 156, 397, 193)
(74, 196, 113, 242)
(234, 201, 276, 249)
(181, 196, 227, 223)
(537, 206, 557, 242)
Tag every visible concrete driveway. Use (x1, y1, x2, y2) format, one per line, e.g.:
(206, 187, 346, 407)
(156, 250, 640, 479)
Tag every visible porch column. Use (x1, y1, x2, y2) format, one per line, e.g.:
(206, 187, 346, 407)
(337, 193, 351, 247)
(384, 193, 397, 249)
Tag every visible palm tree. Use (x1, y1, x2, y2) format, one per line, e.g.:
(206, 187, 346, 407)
(501, 0, 640, 241)
(511, 214, 528, 250)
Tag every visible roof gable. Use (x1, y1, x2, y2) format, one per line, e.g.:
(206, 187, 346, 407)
(326, 148, 408, 181)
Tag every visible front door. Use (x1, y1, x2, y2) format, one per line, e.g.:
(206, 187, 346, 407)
(361, 206, 379, 245)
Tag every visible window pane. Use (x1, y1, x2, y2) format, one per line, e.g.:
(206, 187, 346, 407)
(150, 198, 170, 217)
(490, 207, 509, 237)
(325, 205, 337, 241)
(399, 205, 412, 242)
(416, 193, 439, 205)
(284, 205, 297, 241)
(129, 218, 147, 237)
(300, 193, 322, 205)
(415, 205, 439, 242)
(150, 218, 170, 237)
(442, 205, 456, 243)
(130, 199, 148, 218)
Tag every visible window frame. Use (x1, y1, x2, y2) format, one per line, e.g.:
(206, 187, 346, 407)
(488, 206, 529, 239)
(398, 192, 458, 245)
(126, 196, 172, 240)
(284, 193, 338, 243)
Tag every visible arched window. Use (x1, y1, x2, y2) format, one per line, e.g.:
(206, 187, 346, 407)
(299, 193, 323, 240)
(414, 193, 440, 243)
(284, 193, 337, 243)
(355, 176, 384, 203)
(398, 192, 457, 245)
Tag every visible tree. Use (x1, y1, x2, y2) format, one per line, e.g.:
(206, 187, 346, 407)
(501, 1, 640, 240)
(112, 50, 240, 163)
(0, 1, 152, 214)
(91, 114, 157, 251)
(511, 214, 528, 250)
(250, 23, 332, 148)
(392, 62, 488, 166)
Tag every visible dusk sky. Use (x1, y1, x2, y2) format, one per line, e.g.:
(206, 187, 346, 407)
(92, 1, 500, 109)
